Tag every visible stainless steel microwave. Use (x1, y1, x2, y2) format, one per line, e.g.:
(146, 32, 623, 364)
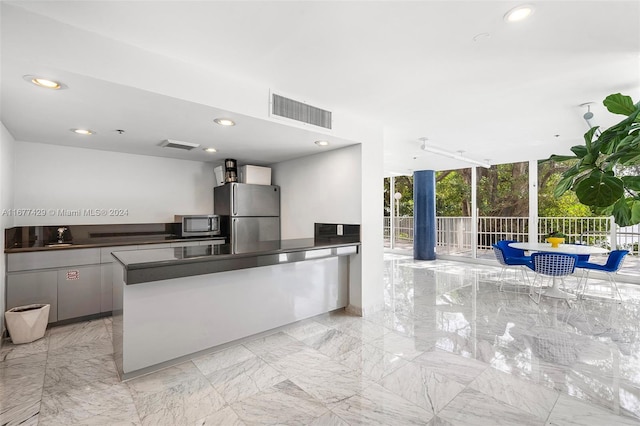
(175, 215, 222, 237)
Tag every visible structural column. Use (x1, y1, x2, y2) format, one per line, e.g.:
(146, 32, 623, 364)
(414, 170, 436, 260)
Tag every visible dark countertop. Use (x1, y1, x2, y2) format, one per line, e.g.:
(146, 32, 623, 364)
(112, 238, 360, 285)
(4, 222, 227, 253)
(4, 236, 225, 253)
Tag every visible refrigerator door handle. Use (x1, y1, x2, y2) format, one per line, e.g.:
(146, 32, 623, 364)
(232, 184, 238, 216)
(232, 218, 237, 252)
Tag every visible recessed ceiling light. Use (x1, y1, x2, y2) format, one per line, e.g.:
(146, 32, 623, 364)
(204, 147, 218, 153)
(504, 5, 534, 22)
(70, 128, 94, 135)
(214, 118, 235, 126)
(23, 75, 66, 90)
(315, 140, 330, 147)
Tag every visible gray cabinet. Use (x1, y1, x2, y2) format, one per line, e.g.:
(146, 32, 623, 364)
(6, 271, 58, 323)
(8, 249, 100, 272)
(57, 265, 101, 321)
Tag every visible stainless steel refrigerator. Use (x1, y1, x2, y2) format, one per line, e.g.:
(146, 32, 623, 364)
(213, 183, 280, 251)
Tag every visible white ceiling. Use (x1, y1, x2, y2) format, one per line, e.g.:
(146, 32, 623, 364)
(2, 1, 639, 173)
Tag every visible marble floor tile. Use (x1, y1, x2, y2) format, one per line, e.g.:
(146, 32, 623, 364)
(43, 354, 121, 397)
(436, 388, 544, 426)
(308, 410, 350, 426)
(267, 347, 349, 379)
(46, 337, 114, 363)
(380, 361, 466, 414)
(302, 328, 363, 359)
(0, 353, 46, 421)
(130, 372, 225, 426)
(370, 330, 432, 360)
(192, 344, 256, 376)
(39, 381, 140, 425)
(334, 343, 409, 381)
(48, 318, 109, 341)
(0, 335, 49, 361)
(0, 399, 40, 426)
(467, 365, 558, 420)
(195, 406, 245, 425)
(204, 356, 286, 404)
(364, 309, 415, 335)
(282, 319, 332, 341)
(334, 319, 391, 342)
(331, 383, 433, 425)
(290, 366, 376, 406)
(243, 331, 308, 363)
(547, 394, 640, 426)
(427, 415, 457, 426)
(47, 320, 112, 363)
(412, 349, 488, 385)
(230, 379, 328, 425)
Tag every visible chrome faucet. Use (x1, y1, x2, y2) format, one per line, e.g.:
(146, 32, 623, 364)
(57, 227, 67, 243)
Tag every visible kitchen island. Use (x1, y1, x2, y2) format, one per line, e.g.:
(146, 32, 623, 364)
(111, 238, 359, 379)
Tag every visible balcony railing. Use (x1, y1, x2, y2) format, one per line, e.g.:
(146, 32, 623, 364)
(384, 216, 640, 256)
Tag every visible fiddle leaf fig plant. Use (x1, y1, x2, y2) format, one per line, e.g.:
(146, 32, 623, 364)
(543, 93, 640, 227)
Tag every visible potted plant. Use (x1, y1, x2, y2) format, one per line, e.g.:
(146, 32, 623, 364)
(543, 93, 640, 227)
(545, 231, 567, 248)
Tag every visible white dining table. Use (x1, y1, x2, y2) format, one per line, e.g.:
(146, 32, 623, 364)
(508, 242, 609, 255)
(508, 242, 609, 300)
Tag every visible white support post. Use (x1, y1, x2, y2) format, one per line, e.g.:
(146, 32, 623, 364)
(471, 166, 478, 258)
(529, 160, 538, 243)
(610, 216, 617, 250)
(390, 176, 395, 250)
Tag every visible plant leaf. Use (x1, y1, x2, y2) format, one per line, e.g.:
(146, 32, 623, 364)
(540, 154, 577, 164)
(631, 199, 640, 225)
(554, 175, 575, 198)
(612, 197, 632, 227)
(622, 176, 640, 191)
(574, 171, 624, 207)
(603, 93, 636, 116)
(570, 145, 588, 158)
(583, 127, 600, 151)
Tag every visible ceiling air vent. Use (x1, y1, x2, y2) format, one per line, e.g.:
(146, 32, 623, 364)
(159, 139, 200, 151)
(271, 93, 332, 130)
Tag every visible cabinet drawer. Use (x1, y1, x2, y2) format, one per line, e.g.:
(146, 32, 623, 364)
(8, 248, 100, 272)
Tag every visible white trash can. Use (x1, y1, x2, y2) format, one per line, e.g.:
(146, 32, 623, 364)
(5, 304, 50, 344)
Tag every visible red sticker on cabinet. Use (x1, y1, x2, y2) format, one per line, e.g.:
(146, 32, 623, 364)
(66, 270, 80, 280)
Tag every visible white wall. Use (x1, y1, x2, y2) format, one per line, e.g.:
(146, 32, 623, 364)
(13, 142, 214, 225)
(272, 145, 361, 239)
(1, 122, 16, 337)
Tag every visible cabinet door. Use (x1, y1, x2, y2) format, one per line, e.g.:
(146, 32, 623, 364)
(57, 265, 101, 321)
(7, 271, 58, 323)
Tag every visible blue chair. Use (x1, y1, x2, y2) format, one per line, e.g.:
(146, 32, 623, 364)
(576, 250, 628, 302)
(530, 253, 578, 304)
(496, 240, 532, 264)
(492, 243, 532, 292)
